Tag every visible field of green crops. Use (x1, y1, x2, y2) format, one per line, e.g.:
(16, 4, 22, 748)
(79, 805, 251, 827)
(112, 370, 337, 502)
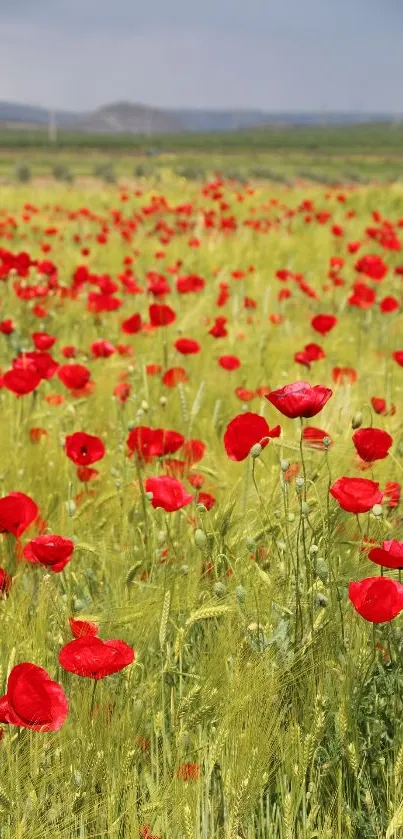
(1, 170, 403, 838)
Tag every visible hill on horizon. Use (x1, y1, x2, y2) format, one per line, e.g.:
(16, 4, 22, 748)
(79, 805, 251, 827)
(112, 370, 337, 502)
(0, 100, 399, 134)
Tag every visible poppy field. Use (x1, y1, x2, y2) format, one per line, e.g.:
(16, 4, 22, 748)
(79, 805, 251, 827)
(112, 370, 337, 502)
(1, 173, 403, 838)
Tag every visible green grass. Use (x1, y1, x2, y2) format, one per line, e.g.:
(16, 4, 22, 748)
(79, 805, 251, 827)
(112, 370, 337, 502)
(0, 176, 403, 837)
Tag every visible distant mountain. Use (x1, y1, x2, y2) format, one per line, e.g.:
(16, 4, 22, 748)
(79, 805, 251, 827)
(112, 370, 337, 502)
(0, 100, 398, 134)
(72, 102, 183, 134)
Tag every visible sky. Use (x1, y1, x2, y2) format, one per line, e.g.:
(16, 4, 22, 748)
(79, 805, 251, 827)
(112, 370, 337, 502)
(1, 0, 403, 113)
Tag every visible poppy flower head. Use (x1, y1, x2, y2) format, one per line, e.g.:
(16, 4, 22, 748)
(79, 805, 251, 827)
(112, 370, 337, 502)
(330, 477, 383, 513)
(23, 535, 74, 573)
(0, 663, 68, 731)
(224, 412, 280, 462)
(59, 636, 134, 680)
(58, 364, 91, 391)
(0, 492, 38, 538)
(352, 427, 393, 463)
(145, 476, 192, 512)
(65, 432, 105, 466)
(368, 541, 403, 570)
(266, 381, 332, 419)
(349, 577, 403, 623)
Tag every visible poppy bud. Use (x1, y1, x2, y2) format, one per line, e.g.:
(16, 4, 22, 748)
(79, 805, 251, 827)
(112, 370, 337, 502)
(309, 544, 319, 554)
(180, 564, 189, 575)
(301, 501, 309, 516)
(314, 557, 329, 584)
(213, 582, 226, 598)
(250, 443, 262, 459)
(141, 401, 149, 411)
(197, 503, 207, 513)
(160, 397, 167, 407)
(280, 459, 290, 472)
(194, 529, 208, 550)
(236, 585, 246, 604)
(323, 437, 331, 448)
(66, 500, 76, 517)
(246, 537, 256, 552)
(296, 477, 305, 490)
(288, 513, 296, 522)
(316, 593, 328, 607)
(352, 412, 363, 429)
(145, 491, 153, 500)
(127, 421, 136, 431)
(372, 504, 383, 517)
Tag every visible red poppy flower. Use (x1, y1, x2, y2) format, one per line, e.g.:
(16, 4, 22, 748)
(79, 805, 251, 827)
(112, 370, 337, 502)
(3, 367, 41, 395)
(58, 364, 91, 391)
(380, 296, 399, 314)
(349, 577, 403, 623)
(332, 367, 357, 385)
(208, 317, 228, 338)
(352, 427, 393, 462)
(368, 541, 403, 569)
(348, 282, 376, 309)
(177, 763, 200, 781)
(174, 338, 201, 355)
(176, 274, 205, 293)
(69, 617, 99, 638)
(121, 313, 142, 334)
(224, 412, 280, 461)
(59, 636, 134, 679)
(218, 355, 241, 371)
(236, 388, 255, 402)
(355, 254, 388, 281)
(311, 314, 337, 335)
(91, 340, 115, 358)
(146, 364, 162, 376)
(302, 426, 331, 448)
(76, 465, 99, 482)
(162, 367, 188, 387)
(0, 492, 38, 537)
(32, 332, 56, 350)
(0, 663, 68, 731)
(145, 476, 193, 512)
(330, 477, 383, 513)
(149, 304, 176, 327)
(0, 567, 12, 594)
(0, 319, 14, 335)
(182, 439, 206, 466)
(371, 397, 396, 416)
(197, 491, 216, 510)
(65, 432, 105, 466)
(23, 535, 74, 573)
(384, 481, 401, 508)
(266, 381, 332, 419)
(127, 427, 184, 462)
(14, 351, 58, 381)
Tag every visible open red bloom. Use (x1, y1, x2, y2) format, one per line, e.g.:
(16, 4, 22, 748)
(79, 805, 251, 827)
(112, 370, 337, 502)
(182, 439, 206, 466)
(69, 617, 99, 638)
(368, 541, 403, 569)
(58, 364, 91, 391)
(149, 303, 176, 327)
(355, 254, 388, 281)
(23, 535, 74, 573)
(121, 313, 142, 334)
(145, 476, 193, 512)
(15, 351, 58, 381)
(330, 477, 382, 513)
(393, 351, 403, 367)
(302, 426, 331, 449)
(174, 338, 201, 355)
(224, 412, 280, 461)
(352, 427, 393, 462)
(65, 432, 105, 465)
(91, 339, 115, 358)
(197, 491, 216, 510)
(162, 367, 188, 387)
(3, 367, 41, 395)
(127, 427, 184, 462)
(0, 492, 38, 537)
(218, 355, 241, 371)
(0, 663, 68, 731)
(177, 763, 200, 781)
(371, 397, 396, 416)
(349, 577, 403, 623)
(59, 636, 134, 679)
(332, 367, 357, 385)
(311, 314, 337, 335)
(266, 381, 332, 419)
(32, 332, 56, 351)
(380, 296, 399, 314)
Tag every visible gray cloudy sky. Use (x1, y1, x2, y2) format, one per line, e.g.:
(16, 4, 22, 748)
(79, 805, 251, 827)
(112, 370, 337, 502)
(1, 0, 403, 112)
